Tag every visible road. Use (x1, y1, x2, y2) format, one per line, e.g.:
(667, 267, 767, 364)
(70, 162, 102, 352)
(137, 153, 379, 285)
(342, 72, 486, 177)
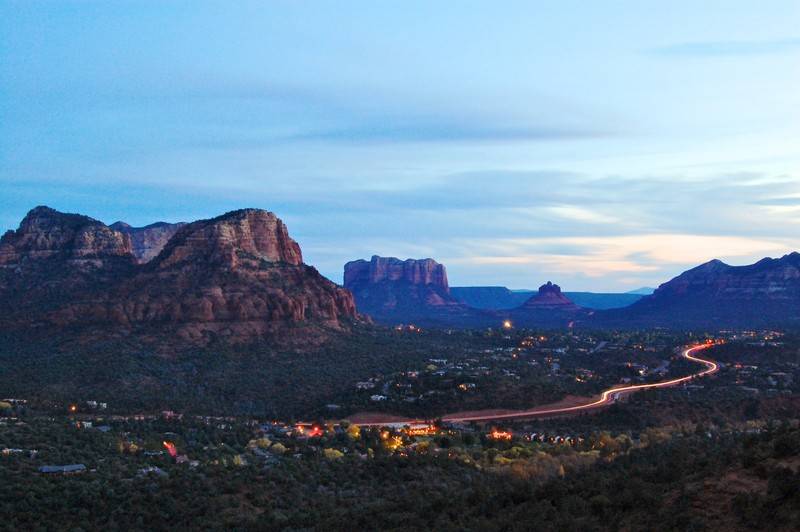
(352, 343, 718, 426)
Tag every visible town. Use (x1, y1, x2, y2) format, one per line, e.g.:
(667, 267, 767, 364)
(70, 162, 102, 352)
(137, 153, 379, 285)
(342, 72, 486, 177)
(3, 329, 797, 476)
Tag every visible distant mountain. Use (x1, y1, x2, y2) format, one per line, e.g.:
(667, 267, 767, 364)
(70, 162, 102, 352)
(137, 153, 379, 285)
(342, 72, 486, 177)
(0, 206, 359, 343)
(451, 286, 641, 310)
(597, 254, 800, 328)
(626, 287, 656, 295)
(343, 256, 493, 326)
(450, 286, 532, 309)
(110, 220, 186, 263)
(564, 292, 643, 309)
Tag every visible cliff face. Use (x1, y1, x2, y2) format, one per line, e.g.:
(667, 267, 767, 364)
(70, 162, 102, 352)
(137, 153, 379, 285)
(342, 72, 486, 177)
(0, 206, 134, 270)
(599, 253, 800, 328)
(1, 206, 358, 343)
(110, 221, 186, 263)
(344, 256, 449, 289)
(67, 209, 355, 340)
(343, 256, 491, 325)
(152, 209, 303, 270)
(0, 207, 136, 316)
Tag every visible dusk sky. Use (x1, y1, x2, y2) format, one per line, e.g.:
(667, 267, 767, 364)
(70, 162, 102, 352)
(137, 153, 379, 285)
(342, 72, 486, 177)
(2, 1, 800, 291)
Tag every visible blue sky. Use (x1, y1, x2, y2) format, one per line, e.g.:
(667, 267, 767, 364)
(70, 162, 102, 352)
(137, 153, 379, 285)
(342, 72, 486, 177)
(2, 1, 800, 291)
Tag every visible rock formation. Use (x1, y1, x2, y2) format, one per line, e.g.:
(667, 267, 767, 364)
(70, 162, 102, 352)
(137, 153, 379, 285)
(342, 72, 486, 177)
(519, 282, 580, 311)
(344, 256, 449, 289)
(110, 221, 186, 263)
(598, 253, 800, 328)
(0, 206, 358, 343)
(506, 281, 584, 327)
(0, 207, 136, 318)
(0, 206, 133, 270)
(343, 256, 490, 325)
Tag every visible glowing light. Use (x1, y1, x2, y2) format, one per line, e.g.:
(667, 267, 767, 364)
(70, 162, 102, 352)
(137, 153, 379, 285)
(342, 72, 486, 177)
(488, 429, 513, 441)
(442, 344, 718, 423)
(502, 320, 512, 329)
(405, 425, 437, 436)
(163, 441, 178, 458)
(68, 404, 77, 413)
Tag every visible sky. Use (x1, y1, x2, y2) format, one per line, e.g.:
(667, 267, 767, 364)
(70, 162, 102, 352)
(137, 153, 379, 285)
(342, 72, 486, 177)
(2, 1, 800, 291)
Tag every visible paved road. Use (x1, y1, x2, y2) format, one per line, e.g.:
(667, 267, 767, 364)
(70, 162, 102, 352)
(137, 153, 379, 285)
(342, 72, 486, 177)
(354, 343, 718, 426)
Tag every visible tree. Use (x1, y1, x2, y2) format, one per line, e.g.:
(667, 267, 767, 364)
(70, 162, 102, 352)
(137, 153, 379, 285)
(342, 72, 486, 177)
(271, 443, 287, 455)
(323, 448, 344, 460)
(346, 424, 361, 440)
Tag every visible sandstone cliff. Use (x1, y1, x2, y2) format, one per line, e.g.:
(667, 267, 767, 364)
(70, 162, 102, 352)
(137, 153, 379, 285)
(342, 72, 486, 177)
(1, 206, 358, 343)
(343, 256, 496, 326)
(344, 256, 449, 289)
(0, 206, 134, 270)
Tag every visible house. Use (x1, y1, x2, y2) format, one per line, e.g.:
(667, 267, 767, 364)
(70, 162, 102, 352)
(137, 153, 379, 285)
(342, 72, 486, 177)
(39, 464, 86, 474)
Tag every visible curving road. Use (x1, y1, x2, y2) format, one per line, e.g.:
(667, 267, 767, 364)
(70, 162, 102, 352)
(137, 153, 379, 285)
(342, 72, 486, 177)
(353, 343, 718, 426)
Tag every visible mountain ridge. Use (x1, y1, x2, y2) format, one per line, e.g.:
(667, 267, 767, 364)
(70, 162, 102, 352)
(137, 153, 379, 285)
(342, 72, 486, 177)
(0, 206, 359, 344)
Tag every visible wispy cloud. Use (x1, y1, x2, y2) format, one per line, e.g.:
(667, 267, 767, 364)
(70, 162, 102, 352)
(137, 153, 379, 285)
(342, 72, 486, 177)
(445, 234, 796, 279)
(288, 124, 608, 144)
(752, 195, 800, 206)
(651, 38, 800, 57)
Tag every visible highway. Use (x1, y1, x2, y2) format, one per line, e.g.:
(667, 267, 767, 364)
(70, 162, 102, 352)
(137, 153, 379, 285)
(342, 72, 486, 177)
(353, 343, 718, 426)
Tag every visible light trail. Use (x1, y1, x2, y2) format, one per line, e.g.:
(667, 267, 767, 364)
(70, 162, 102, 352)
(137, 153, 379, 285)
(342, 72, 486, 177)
(353, 343, 718, 426)
(441, 343, 718, 423)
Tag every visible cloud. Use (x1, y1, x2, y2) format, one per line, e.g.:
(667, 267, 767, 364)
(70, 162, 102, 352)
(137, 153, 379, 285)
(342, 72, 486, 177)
(288, 123, 608, 144)
(752, 195, 800, 207)
(650, 38, 800, 57)
(445, 234, 796, 278)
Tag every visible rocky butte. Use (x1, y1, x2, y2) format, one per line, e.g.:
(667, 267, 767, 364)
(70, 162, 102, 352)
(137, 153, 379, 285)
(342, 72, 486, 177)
(519, 282, 580, 311)
(507, 281, 584, 327)
(0, 206, 358, 343)
(343, 256, 485, 325)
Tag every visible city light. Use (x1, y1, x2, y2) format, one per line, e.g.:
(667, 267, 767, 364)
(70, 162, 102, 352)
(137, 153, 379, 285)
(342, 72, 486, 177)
(488, 429, 513, 441)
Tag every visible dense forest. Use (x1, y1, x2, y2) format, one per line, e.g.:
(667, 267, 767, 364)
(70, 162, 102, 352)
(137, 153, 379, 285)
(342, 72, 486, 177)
(2, 412, 799, 530)
(0, 327, 683, 419)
